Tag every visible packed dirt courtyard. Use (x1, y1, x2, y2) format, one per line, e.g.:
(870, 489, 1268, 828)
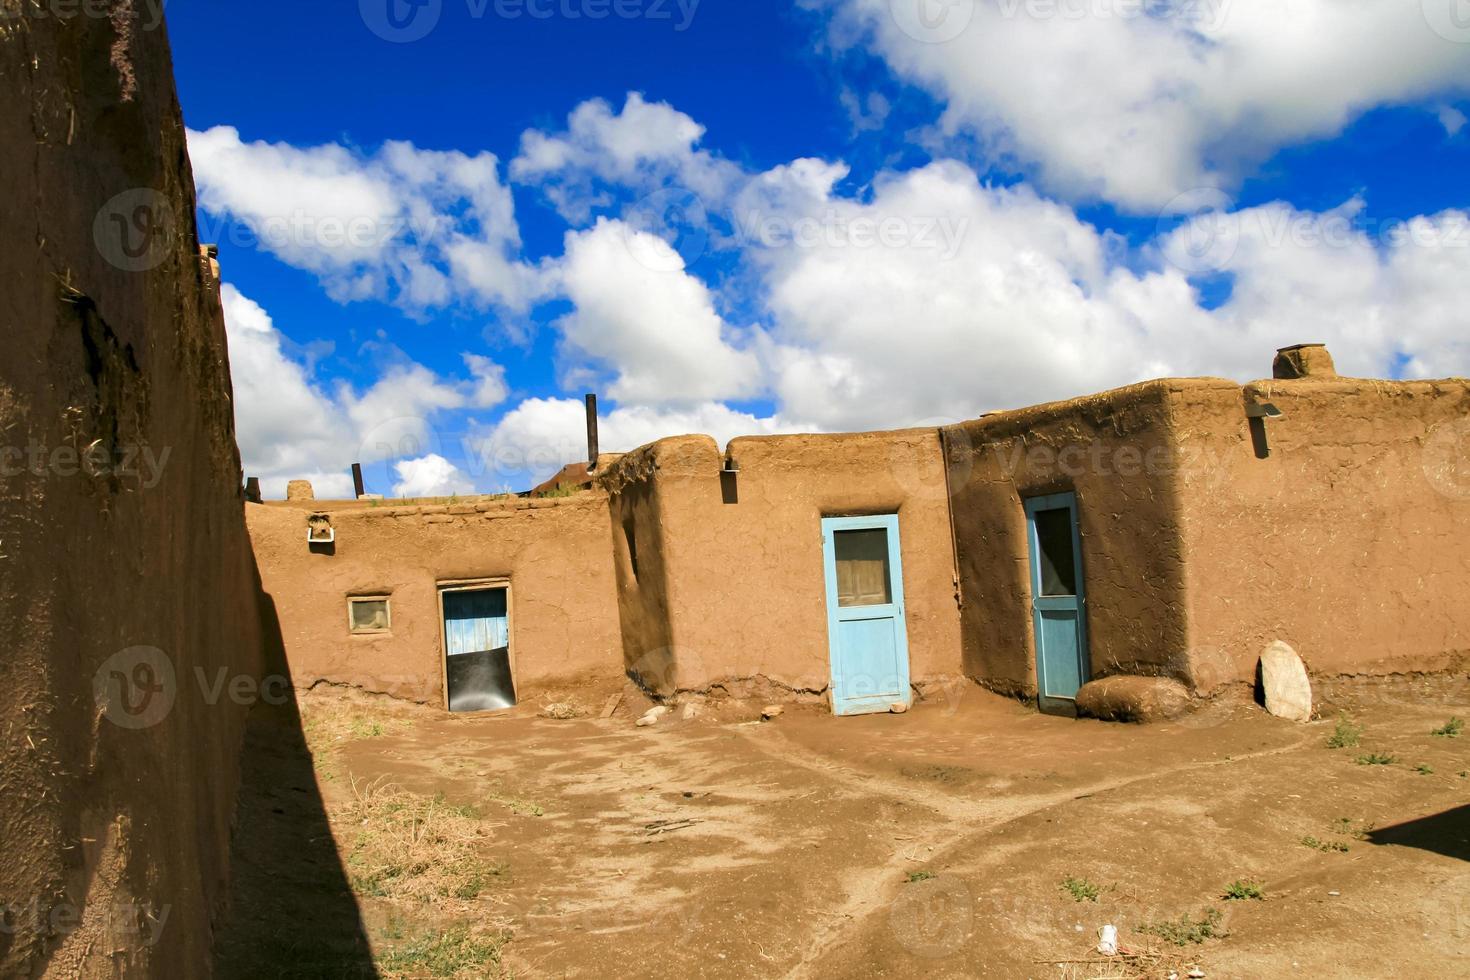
(214, 678, 1470, 978)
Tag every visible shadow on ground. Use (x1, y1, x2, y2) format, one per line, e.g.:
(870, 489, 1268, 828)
(1368, 804, 1470, 862)
(212, 584, 377, 978)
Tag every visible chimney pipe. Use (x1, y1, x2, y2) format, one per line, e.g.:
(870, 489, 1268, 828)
(585, 394, 599, 469)
(351, 462, 366, 499)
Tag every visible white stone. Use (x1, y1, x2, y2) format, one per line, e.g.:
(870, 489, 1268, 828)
(646, 705, 670, 718)
(681, 703, 699, 721)
(890, 701, 910, 714)
(1260, 640, 1312, 722)
(761, 705, 784, 720)
(636, 715, 658, 728)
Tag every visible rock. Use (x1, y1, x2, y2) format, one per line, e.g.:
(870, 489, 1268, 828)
(1259, 640, 1312, 722)
(635, 715, 658, 728)
(889, 701, 909, 714)
(1075, 675, 1192, 723)
(286, 479, 315, 501)
(646, 705, 670, 718)
(761, 705, 784, 720)
(681, 702, 700, 721)
(542, 702, 578, 720)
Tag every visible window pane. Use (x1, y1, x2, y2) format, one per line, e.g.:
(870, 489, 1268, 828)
(350, 599, 390, 632)
(1034, 508, 1077, 597)
(834, 528, 892, 607)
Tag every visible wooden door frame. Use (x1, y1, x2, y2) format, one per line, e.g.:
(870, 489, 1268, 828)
(436, 578, 514, 712)
(820, 513, 912, 716)
(1023, 492, 1089, 713)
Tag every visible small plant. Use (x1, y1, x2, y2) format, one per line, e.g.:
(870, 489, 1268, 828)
(1223, 879, 1264, 901)
(1416, 763, 1435, 775)
(906, 870, 936, 883)
(379, 924, 509, 977)
(1332, 817, 1372, 840)
(1139, 908, 1224, 946)
(1355, 752, 1396, 766)
(1060, 876, 1101, 902)
(1326, 715, 1362, 749)
(351, 719, 386, 739)
(1431, 717, 1464, 738)
(1300, 835, 1349, 853)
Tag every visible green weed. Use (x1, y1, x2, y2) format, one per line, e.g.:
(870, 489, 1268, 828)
(1139, 908, 1224, 946)
(1223, 879, 1264, 901)
(1326, 716, 1362, 749)
(379, 924, 509, 978)
(1300, 835, 1349, 853)
(1431, 717, 1464, 738)
(1060, 876, 1101, 902)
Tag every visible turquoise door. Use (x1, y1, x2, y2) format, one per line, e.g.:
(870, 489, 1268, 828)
(821, 515, 911, 716)
(1024, 493, 1089, 715)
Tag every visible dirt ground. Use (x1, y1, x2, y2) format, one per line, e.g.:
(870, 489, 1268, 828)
(213, 676, 1470, 978)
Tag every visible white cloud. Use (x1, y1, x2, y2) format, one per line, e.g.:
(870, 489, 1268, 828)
(189, 127, 546, 310)
(553, 218, 762, 405)
(1439, 104, 1467, 137)
(392, 454, 477, 498)
(510, 92, 741, 221)
(750, 161, 1470, 429)
(220, 284, 513, 498)
(826, 0, 1470, 209)
(466, 397, 808, 488)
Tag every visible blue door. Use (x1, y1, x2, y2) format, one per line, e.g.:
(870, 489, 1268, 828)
(1024, 493, 1089, 715)
(442, 587, 516, 712)
(821, 515, 911, 716)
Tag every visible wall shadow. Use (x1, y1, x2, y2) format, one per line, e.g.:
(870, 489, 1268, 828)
(211, 550, 378, 978)
(1367, 805, 1470, 863)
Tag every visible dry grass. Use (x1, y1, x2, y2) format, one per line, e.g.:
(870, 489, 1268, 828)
(1046, 939, 1201, 979)
(343, 776, 505, 908)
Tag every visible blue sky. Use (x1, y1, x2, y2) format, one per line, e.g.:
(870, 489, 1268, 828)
(165, 0, 1470, 498)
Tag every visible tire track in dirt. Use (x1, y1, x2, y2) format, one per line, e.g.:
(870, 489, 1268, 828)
(729, 725, 1318, 979)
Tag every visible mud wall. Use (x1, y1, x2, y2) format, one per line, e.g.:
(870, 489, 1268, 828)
(1176, 378, 1470, 694)
(245, 494, 623, 703)
(0, 4, 264, 975)
(603, 431, 964, 700)
(942, 380, 1215, 696)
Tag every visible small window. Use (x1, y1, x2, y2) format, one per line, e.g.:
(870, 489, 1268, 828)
(1034, 508, 1077, 597)
(834, 527, 893, 607)
(348, 597, 391, 634)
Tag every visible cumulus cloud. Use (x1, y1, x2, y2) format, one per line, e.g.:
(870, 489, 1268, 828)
(392, 454, 477, 498)
(510, 92, 742, 221)
(552, 218, 762, 405)
(825, 0, 1470, 209)
(465, 397, 808, 489)
(748, 161, 1470, 428)
(189, 127, 547, 310)
(220, 285, 513, 498)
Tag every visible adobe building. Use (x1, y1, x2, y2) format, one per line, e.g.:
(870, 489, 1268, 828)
(247, 345, 1470, 720)
(2, 7, 274, 976)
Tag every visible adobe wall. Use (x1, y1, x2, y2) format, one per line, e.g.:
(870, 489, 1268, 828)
(603, 430, 964, 699)
(942, 380, 1214, 697)
(0, 4, 264, 975)
(245, 494, 623, 703)
(1175, 377, 1470, 694)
